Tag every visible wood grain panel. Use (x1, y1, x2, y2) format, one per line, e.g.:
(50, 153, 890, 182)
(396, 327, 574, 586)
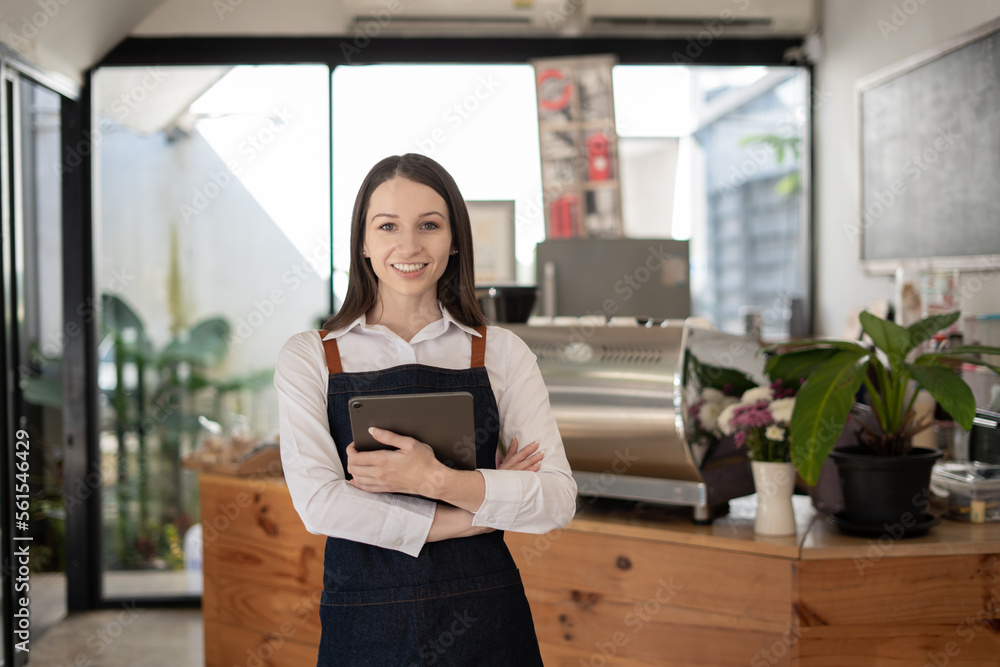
(506, 528, 794, 623)
(203, 530, 324, 593)
(204, 618, 318, 667)
(537, 641, 681, 667)
(199, 473, 308, 544)
(520, 580, 796, 667)
(798, 625, 1000, 667)
(202, 572, 323, 645)
(797, 554, 1000, 627)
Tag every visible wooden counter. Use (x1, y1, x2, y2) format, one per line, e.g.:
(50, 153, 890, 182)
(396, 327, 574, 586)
(200, 472, 325, 667)
(199, 474, 1000, 667)
(505, 495, 1000, 667)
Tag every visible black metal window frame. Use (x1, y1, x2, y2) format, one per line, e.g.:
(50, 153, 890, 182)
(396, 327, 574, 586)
(1, 47, 80, 667)
(65, 34, 812, 612)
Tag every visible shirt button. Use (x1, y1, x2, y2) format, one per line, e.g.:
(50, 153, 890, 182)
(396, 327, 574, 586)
(487, 517, 496, 525)
(394, 538, 404, 547)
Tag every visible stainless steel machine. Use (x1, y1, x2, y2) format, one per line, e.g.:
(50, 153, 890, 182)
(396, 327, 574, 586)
(505, 319, 767, 522)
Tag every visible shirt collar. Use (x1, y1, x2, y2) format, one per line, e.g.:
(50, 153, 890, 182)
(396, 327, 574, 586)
(321, 302, 481, 340)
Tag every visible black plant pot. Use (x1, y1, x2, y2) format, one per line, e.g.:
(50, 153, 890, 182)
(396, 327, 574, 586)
(829, 446, 942, 532)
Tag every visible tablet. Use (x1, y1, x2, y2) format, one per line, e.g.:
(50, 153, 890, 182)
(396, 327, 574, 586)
(348, 392, 477, 471)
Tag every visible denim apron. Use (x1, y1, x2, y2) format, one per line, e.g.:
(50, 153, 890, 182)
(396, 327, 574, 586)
(316, 327, 544, 667)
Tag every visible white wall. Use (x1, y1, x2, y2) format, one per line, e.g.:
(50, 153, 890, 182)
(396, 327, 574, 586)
(814, 0, 1000, 336)
(132, 0, 348, 36)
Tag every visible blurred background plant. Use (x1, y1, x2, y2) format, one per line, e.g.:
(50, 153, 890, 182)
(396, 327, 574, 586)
(23, 290, 272, 572)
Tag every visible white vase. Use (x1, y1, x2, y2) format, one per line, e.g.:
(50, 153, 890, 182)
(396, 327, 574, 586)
(751, 461, 797, 536)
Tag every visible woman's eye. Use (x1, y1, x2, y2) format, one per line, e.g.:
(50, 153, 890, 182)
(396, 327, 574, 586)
(378, 222, 396, 231)
(421, 221, 439, 230)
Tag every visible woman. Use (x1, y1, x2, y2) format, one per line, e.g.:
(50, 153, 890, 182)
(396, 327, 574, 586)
(274, 153, 577, 666)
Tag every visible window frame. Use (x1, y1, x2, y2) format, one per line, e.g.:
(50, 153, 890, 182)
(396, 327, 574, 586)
(73, 34, 813, 610)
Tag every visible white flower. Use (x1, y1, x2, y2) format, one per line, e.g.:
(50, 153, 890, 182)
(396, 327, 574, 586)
(740, 385, 774, 405)
(765, 424, 786, 441)
(769, 397, 796, 424)
(701, 387, 726, 404)
(698, 401, 722, 431)
(718, 402, 738, 436)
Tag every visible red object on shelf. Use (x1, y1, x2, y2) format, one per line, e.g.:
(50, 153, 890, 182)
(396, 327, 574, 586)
(549, 194, 579, 238)
(585, 131, 611, 181)
(537, 68, 572, 111)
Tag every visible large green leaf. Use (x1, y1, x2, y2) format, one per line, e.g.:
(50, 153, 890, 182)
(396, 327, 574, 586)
(915, 347, 1000, 375)
(763, 339, 869, 355)
(923, 344, 1000, 356)
(905, 363, 976, 429)
(906, 311, 960, 348)
(941, 357, 1000, 375)
(764, 347, 841, 384)
(790, 351, 870, 486)
(860, 310, 912, 364)
(913, 345, 1000, 373)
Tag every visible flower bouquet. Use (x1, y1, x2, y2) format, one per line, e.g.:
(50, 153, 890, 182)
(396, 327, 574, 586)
(687, 387, 739, 448)
(718, 380, 798, 463)
(718, 379, 800, 535)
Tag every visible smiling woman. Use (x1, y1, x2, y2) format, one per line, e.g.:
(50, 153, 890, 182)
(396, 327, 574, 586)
(274, 153, 577, 666)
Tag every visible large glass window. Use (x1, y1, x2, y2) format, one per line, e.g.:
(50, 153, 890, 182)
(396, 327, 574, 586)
(332, 63, 810, 337)
(92, 64, 330, 599)
(332, 64, 543, 293)
(83, 56, 809, 602)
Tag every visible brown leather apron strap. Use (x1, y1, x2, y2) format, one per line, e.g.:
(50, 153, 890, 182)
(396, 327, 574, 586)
(318, 330, 343, 375)
(471, 326, 487, 368)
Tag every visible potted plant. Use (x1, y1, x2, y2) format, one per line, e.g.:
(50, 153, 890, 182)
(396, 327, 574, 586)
(765, 310, 1000, 533)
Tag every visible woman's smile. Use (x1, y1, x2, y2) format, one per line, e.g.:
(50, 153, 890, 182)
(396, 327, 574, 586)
(392, 262, 428, 274)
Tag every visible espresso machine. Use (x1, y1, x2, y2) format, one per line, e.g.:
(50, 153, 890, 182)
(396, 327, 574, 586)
(506, 320, 764, 522)
(499, 237, 765, 521)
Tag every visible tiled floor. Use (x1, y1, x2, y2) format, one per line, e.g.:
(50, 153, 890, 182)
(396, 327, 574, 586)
(30, 608, 203, 667)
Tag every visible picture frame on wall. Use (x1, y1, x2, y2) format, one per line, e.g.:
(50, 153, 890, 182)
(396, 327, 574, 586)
(467, 200, 516, 284)
(857, 16, 1000, 274)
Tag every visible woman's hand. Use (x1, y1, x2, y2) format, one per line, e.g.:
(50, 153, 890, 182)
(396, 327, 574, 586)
(498, 437, 543, 472)
(346, 427, 447, 496)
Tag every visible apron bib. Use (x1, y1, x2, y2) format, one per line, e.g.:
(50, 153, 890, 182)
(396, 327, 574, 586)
(315, 327, 543, 667)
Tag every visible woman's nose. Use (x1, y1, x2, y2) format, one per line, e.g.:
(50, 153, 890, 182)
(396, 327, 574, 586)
(397, 228, 422, 254)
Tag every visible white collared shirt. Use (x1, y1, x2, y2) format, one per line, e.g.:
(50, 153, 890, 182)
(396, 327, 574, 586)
(273, 303, 577, 557)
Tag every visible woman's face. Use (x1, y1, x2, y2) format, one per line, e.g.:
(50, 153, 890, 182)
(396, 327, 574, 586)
(362, 177, 453, 305)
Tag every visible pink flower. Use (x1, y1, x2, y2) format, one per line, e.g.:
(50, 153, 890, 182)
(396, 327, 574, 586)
(734, 430, 746, 446)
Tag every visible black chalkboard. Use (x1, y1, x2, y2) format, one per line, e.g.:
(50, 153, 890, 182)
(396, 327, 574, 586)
(858, 18, 1000, 271)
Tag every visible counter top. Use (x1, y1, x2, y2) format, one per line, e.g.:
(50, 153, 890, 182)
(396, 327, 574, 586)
(567, 494, 1000, 560)
(203, 470, 1000, 561)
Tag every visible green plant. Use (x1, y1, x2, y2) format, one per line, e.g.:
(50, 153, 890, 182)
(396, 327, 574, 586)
(738, 133, 802, 197)
(765, 310, 1000, 485)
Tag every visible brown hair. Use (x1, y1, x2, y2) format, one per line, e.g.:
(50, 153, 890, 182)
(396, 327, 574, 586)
(321, 154, 486, 331)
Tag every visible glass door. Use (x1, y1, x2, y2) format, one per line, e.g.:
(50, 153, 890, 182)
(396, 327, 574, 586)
(1, 68, 67, 666)
(92, 64, 331, 600)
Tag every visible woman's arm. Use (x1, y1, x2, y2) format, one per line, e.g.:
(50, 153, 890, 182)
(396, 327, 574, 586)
(346, 329, 577, 535)
(348, 435, 543, 514)
(274, 332, 437, 557)
(406, 439, 545, 542)
(471, 328, 578, 533)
